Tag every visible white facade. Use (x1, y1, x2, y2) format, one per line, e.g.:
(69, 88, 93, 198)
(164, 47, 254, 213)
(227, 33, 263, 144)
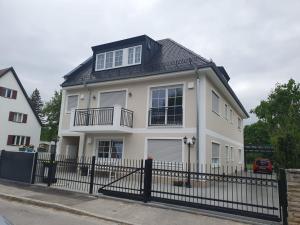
(0, 69, 41, 151)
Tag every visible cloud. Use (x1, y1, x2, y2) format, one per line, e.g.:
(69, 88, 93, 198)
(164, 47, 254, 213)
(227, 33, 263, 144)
(0, 0, 299, 124)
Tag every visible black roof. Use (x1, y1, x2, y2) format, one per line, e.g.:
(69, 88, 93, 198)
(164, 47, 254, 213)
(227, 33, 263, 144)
(0, 67, 43, 126)
(61, 36, 249, 117)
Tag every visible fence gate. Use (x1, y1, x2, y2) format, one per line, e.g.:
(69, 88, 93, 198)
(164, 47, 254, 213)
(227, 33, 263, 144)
(33, 154, 287, 223)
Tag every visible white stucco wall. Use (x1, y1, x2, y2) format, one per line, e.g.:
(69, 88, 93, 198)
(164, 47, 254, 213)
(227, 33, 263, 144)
(0, 70, 41, 151)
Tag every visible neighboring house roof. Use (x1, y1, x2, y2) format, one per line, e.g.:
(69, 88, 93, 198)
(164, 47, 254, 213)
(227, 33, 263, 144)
(61, 36, 249, 118)
(0, 67, 43, 126)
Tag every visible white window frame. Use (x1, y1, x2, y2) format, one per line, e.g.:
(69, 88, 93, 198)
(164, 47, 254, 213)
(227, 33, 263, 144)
(94, 137, 124, 160)
(95, 45, 142, 71)
(212, 91, 220, 115)
(238, 117, 242, 129)
(4, 88, 12, 98)
(13, 112, 24, 123)
(149, 84, 184, 127)
(225, 145, 230, 163)
(13, 135, 28, 146)
(65, 94, 79, 114)
(224, 104, 228, 120)
(211, 141, 220, 167)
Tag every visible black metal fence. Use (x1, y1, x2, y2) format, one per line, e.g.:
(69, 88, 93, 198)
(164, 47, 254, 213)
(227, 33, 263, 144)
(33, 153, 286, 222)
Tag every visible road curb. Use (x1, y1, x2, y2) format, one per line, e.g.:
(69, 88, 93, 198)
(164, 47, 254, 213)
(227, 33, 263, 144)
(0, 193, 135, 225)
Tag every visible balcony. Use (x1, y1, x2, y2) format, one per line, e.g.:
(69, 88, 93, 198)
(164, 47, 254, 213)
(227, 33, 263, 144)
(148, 106, 183, 126)
(70, 106, 133, 133)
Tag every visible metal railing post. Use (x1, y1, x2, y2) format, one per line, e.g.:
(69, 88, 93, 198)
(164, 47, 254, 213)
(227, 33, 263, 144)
(47, 153, 55, 187)
(89, 156, 96, 194)
(279, 168, 288, 225)
(143, 158, 153, 203)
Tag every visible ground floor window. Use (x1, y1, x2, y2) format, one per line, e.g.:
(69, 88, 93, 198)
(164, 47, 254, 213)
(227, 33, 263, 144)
(238, 149, 242, 163)
(96, 139, 123, 159)
(147, 139, 182, 162)
(7, 135, 30, 146)
(212, 142, 220, 166)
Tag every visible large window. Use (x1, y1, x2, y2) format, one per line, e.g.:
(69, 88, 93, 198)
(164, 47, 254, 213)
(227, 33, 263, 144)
(66, 95, 78, 113)
(212, 142, 220, 166)
(0, 87, 17, 99)
(95, 45, 142, 71)
(7, 135, 30, 146)
(212, 91, 219, 114)
(96, 139, 123, 159)
(149, 85, 183, 126)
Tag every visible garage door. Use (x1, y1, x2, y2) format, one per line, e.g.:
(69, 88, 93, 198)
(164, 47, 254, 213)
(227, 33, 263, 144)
(147, 139, 182, 162)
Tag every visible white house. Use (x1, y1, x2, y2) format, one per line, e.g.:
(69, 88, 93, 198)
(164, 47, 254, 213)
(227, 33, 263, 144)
(0, 67, 42, 151)
(57, 35, 249, 169)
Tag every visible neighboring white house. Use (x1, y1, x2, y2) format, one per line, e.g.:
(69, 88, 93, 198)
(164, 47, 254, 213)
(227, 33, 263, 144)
(57, 35, 249, 169)
(0, 67, 42, 151)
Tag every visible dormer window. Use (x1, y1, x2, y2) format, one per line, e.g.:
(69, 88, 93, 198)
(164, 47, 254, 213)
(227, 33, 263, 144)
(95, 45, 142, 71)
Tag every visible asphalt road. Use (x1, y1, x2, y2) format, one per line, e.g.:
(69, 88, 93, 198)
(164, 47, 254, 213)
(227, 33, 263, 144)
(0, 199, 117, 225)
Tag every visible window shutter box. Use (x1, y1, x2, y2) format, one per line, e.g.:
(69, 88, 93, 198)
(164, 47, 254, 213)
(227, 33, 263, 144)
(22, 114, 28, 123)
(12, 90, 17, 99)
(25, 137, 30, 146)
(7, 135, 14, 145)
(8, 112, 14, 121)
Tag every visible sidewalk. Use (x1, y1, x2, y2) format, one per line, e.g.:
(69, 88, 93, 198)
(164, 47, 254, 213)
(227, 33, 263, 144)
(0, 180, 275, 225)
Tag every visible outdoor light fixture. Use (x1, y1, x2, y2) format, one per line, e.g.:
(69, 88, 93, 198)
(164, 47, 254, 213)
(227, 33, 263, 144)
(183, 136, 196, 188)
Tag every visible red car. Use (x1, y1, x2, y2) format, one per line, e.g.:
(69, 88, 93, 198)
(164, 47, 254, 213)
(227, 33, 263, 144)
(253, 158, 273, 174)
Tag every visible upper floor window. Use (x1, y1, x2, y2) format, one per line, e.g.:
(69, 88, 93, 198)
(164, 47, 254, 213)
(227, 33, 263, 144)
(95, 45, 142, 71)
(212, 91, 219, 114)
(0, 86, 17, 99)
(224, 104, 228, 120)
(66, 95, 78, 113)
(149, 85, 183, 126)
(9, 112, 27, 123)
(238, 117, 242, 129)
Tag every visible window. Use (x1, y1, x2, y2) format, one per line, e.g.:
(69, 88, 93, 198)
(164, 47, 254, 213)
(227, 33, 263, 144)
(0, 87, 17, 99)
(100, 90, 126, 108)
(9, 112, 27, 123)
(13, 112, 23, 122)
(149, 85, 183, 126)
(66, 95, 78, 113)
(114, 50, 123, 67)
(224, 104, 228, 120)
(95, 45, 142, 71)
(238, 117, 242, 129)
(7, 135, 30, 146)
(147, 139, 182, 162)
(212, 91, 219, 114)
(96, 139, 123, 159)
(105, 51, 114, 69)
(134, 46, 142, 64)
(225, 145, 229, 163)
(230, 147, 234, 161)
(238, 149, 242, 163)
(212, 142, 220, 166)
(95, 53, 105, 70)
(230, 109, 233, 122)
(128, 48, 134, 64)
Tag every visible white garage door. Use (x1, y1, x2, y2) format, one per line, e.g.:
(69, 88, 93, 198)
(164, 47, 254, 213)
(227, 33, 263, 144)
(147, 139, 182, 162)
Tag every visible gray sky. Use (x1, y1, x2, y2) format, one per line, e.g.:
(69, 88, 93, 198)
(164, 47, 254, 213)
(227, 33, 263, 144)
(0, 0, 299, 124)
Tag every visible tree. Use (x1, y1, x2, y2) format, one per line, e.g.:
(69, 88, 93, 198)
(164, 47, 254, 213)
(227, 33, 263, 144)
(30, 88, 44, 121)
(244, 121, 271, 146)
(251, 79, 300, 168)
(41, 90, 62, 142)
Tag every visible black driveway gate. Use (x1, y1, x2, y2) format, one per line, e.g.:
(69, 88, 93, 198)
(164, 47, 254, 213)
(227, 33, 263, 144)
(0, 150, 37, 183)
(34, 154, 287, 223)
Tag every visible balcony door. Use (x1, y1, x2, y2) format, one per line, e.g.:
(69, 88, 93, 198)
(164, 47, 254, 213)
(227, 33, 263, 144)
(99, 90, 126, 108)
(149, 85, 183, 126)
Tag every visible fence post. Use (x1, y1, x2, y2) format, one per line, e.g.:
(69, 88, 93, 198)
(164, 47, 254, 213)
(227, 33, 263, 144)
(89, 156, 96, 194)
(30, 152, 38, 184)
(279, 168, 288, 225)
(47, 153, 55, 187)
(143, 158, 153, 203)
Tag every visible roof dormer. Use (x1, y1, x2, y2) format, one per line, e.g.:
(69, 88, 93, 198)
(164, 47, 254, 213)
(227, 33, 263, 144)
(91, 35, 161, 72)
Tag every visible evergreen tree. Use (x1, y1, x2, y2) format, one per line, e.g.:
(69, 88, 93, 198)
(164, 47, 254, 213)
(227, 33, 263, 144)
(30, 88, 44, 121)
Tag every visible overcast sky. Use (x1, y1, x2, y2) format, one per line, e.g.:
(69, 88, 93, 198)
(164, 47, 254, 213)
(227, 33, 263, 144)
(0, 0, 299, 124)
